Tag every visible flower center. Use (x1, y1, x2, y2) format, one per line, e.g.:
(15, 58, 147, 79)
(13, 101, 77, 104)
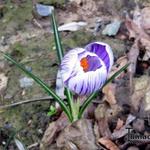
(80, 55, 102, 72)
(80, 57, 89, 72)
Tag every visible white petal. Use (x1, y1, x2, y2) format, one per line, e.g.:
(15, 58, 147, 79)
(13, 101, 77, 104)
(66, 61, 107, 95)
(60, 48, 84, 82)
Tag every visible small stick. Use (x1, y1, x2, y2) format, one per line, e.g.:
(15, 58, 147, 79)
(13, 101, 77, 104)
(0, 96, 53, 110)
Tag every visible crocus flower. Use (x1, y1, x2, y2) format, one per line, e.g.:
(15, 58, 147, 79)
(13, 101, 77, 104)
(60, 42, 114, 95)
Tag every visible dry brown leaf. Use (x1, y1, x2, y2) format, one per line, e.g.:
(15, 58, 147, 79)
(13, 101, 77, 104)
(125, 6, 145, 39)
(125, 16, 140, 39)
(102, 83, 117, 105)
(127, 39, 139, 92)
(141, 7, 150, 32)
(40, 112, 68, 149)
(94, 104, 111, 138)
(140, 37, 150, 61)
(131, 75, 149, 111)
(95, 104, 122, 138)
(114, 118, 124, 131)
(108, 56, 128, 79)
(125, 6, 150, 62)
(131, 90, 145, 111)
(57, 119, 98, 150)
(128, 39, 139, 75)
(98, 137, 119, 150)
(0, 73, 8, 95)
(111, 115, 136, 140)
(98, 118, 112, 138)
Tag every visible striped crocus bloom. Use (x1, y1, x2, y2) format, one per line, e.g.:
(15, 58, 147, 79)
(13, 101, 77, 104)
(60, 42, 114, 95)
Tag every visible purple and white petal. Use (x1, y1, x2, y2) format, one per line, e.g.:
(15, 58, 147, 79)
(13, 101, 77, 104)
(85, 42, 114, 72)
(65, 61, 107, 95)
(60, 48, 84, 82)
(60, 42, 114, 96)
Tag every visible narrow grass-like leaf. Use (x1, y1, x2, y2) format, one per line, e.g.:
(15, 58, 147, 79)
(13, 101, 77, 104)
(14, 138, 27, 150)
(51, 12, 64, 62)
(51, 12, 73, 117)
(4, 129, 22, 150)
(103, 63, 130, 87)
(2, 52, 72, 121)
(78, 63, 130, 119)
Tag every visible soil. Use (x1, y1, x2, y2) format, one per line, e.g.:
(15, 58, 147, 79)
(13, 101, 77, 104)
(0, 0, 150, 150)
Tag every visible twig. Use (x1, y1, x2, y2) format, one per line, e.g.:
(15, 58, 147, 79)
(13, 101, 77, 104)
(27, 142, 39, 149)
(0, 96, 53, 110)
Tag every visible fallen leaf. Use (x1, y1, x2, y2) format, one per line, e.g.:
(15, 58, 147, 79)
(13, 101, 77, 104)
(131, 76, 149, 111)
(98, 118, 112, 138)
(102, 83, 117, 105)
(127, 39, 139, 92)
(40, 112, 68, 149)
(98, 137, 119, 150)
(141, 7, 150, 32)
(128, 39, 139, 75)
(114, 118, 124, 131)
(0, 73, 8, 95)
(140, 37, 150, 61)
(144, 86, 150, 111)
(95, 104, 122, 138)
(125, 6, 150, 64)
(57, 119, 98, 150)
(108, 56, 128, 79)
(125, 15, 139, 39)
(111, 114, 136, 140)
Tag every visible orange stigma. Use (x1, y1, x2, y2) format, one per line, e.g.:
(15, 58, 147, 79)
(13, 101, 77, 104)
(80, 57, 89, 72)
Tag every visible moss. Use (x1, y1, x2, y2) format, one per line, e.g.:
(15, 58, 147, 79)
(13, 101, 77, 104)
(5, 34, 57, 102)
(62, 30, 95, 51)
(0, 1, 33, 36)
(37, 0, 67, 5)
(0, 101, 50, 146)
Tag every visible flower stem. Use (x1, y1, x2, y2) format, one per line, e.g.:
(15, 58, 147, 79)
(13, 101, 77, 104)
(51, 11, 74, 121)
(71, 98, 80, 122)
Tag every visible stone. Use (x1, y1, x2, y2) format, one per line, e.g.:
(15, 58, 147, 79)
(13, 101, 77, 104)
(57, 119, 98, 150)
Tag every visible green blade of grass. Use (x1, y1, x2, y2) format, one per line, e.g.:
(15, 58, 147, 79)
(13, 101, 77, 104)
(51, 11, 64, 62)
(51, 11, 73, 116)
(2, 52, 72, 121)
(78, 63, 130, 119)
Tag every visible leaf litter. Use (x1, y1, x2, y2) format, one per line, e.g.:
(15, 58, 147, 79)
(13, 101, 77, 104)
(1, 0, 150, 150)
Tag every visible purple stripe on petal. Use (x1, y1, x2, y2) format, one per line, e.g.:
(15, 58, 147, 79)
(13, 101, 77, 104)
(75, 80, 83, 94)
(79, 80, 84, 95)
(64, 71, 77, 85)
(84, 83, 89, 95)
(85, 43, 110, 72)
(86, 55, 102, 72)
(74, 84, 77, 91)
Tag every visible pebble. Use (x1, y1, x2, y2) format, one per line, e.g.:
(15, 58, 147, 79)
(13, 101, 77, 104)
(102, 19, 121, 36)
(19, 77, 34, 88)
(58, 21, 87, 32)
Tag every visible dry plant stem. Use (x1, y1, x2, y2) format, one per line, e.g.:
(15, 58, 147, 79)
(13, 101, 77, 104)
(128, 38, 139, 94)
(0, 96, 53, 110)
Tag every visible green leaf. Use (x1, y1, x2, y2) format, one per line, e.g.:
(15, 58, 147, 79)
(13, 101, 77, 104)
(14, 138, 27, 150)
(78, 63, 130, 119)
(51, 11, 73, 118)
(2, 52, 72, 122)
(47, 105, 57, 117)
(4, 129, 22, 150)
(51, 11, 64, 62)
(103, 63, 130, 86)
